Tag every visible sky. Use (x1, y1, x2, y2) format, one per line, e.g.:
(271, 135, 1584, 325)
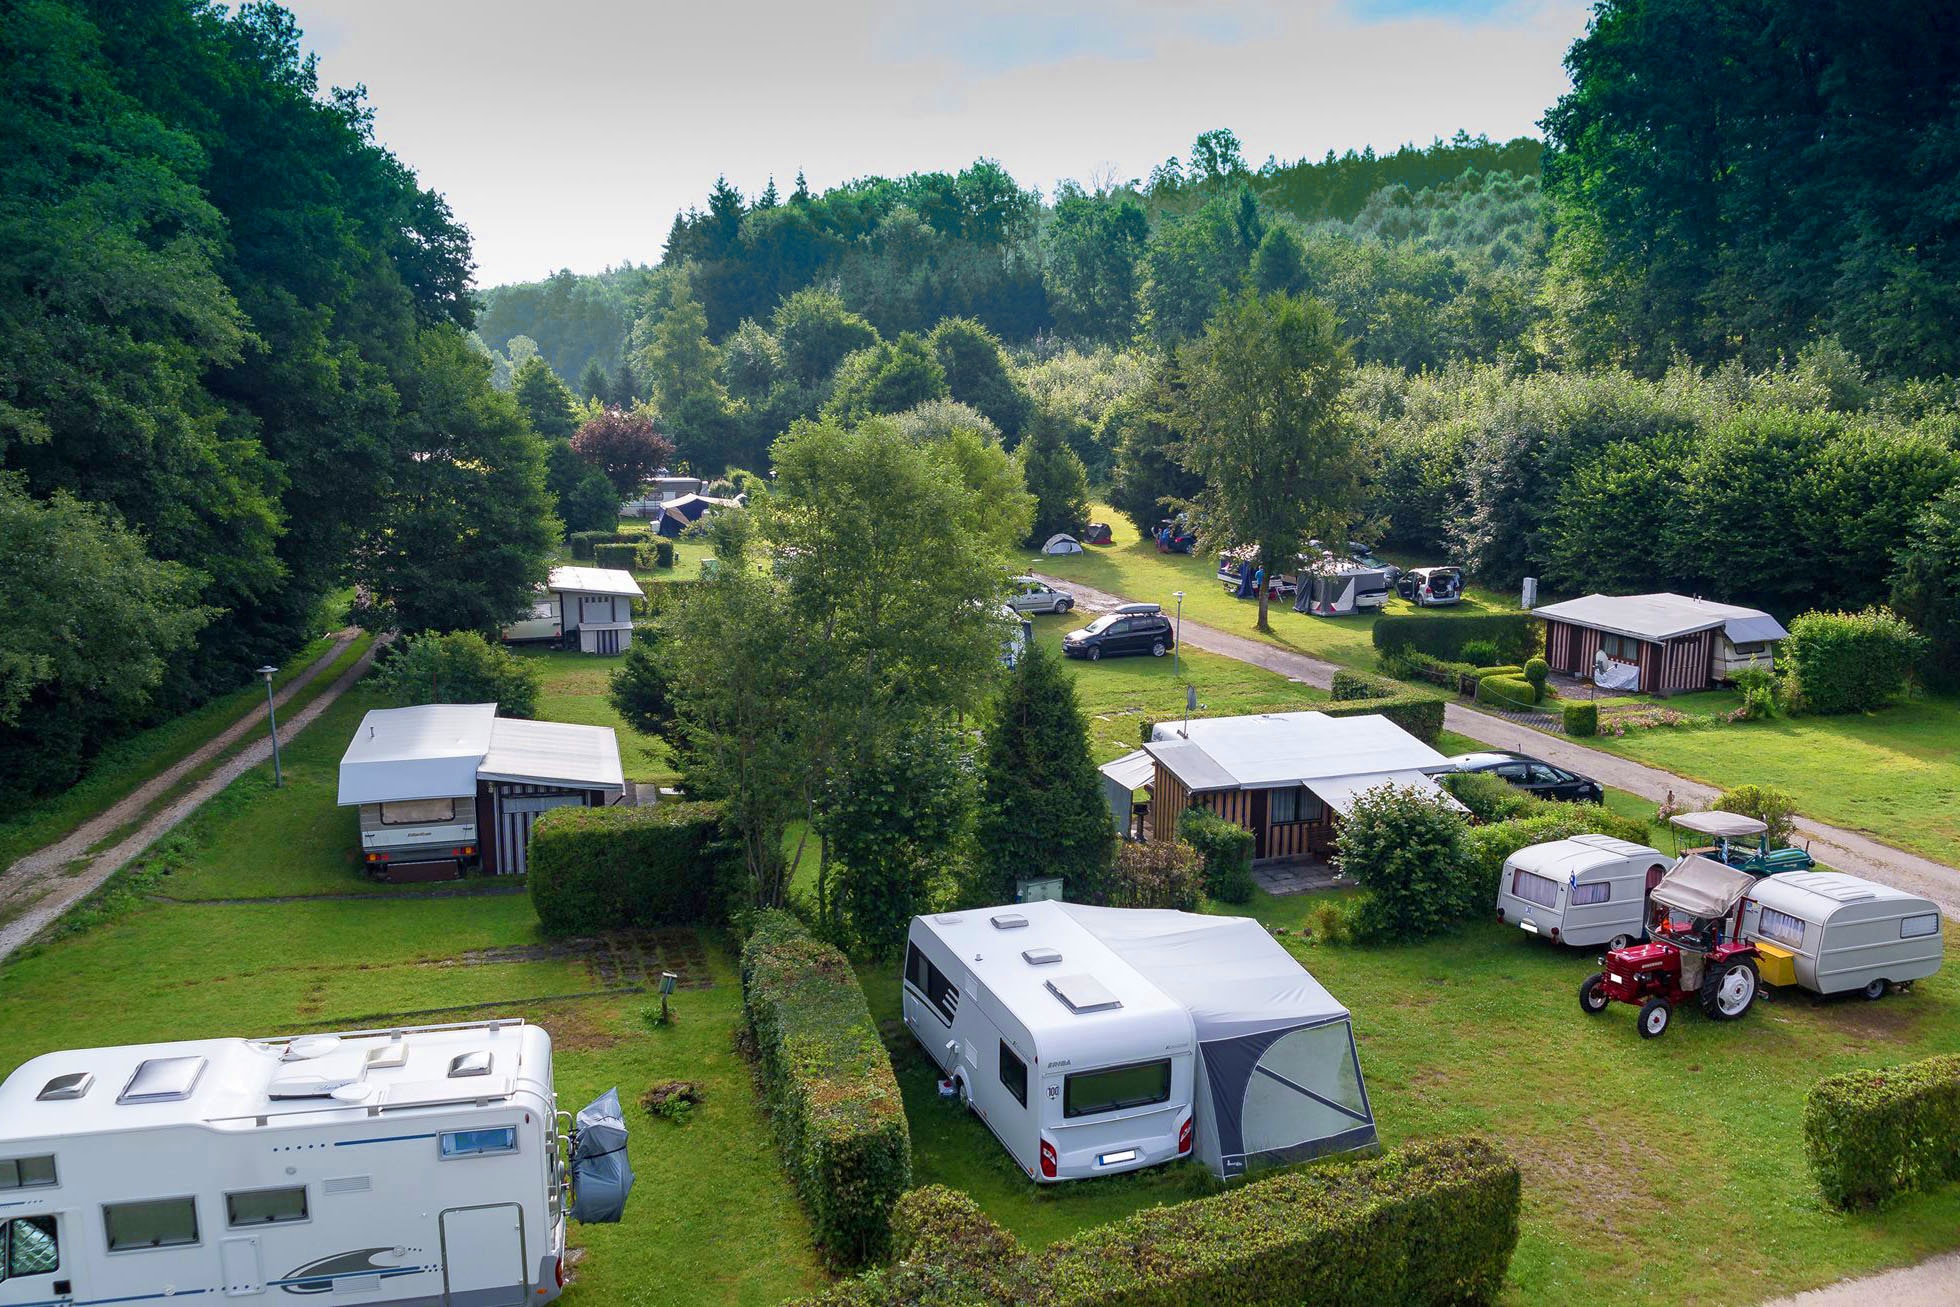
(283, 0, 1593, 289)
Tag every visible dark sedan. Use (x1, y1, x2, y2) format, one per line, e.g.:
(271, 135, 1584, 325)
(1446, 751, 1604, 803)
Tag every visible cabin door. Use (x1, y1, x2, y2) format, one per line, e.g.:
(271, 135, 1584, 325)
(440, 1204, 527, 1305)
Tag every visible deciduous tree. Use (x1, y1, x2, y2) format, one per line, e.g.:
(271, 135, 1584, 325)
(570, 408, 674, 499)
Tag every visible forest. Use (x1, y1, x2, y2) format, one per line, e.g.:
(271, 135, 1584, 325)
(5, 0, 1960, 800)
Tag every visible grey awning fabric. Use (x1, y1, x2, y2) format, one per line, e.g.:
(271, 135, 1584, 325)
(1099, 749, 1156, 791)
(1305, 771, 1467, 817)
(1670, 811, 1767, 838)
(1651, 855, 1757, 918)
(1143, 738, 1240, 793)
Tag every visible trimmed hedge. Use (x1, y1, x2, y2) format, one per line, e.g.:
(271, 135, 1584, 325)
(527, 801, 729, 933)
(1373, 613, 1535, 663)
(1331, 669, 1395, 701)
(568, 528, 646, 560)
(654, 539, 675, 568)
(1787, 607, 1925, 714)
(794, 1137, 1522, 1307)
(1562, 702, 1598, 736)
(1472, 665, 1523, 679)
(743, 910, 912, 1268)
(1179, 807, 1255, 904)
(1804, 1055, 1960, 1209)
(592, 540, 644, 572)
(1323, 691, 1446, 744)
(1105, 840, 1204, 911)
(1475, 675, 1539, 709)
(1522, 657, 1549, 694)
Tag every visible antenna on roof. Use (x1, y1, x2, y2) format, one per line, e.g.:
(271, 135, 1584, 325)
(1182, 685, 1196, 738)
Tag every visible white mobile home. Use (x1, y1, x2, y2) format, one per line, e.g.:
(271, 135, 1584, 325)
(337, 704, 623, 881)
(1496, 835, 1672, 949)
(502, 566, 644, 655)
(1740, 872, 1944, 998)
(0, 1020, 632, 1307)
(903, 902, 1375, 1183)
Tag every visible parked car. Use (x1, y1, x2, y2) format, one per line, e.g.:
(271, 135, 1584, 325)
(1062, 603, 1176, 661)
(1447, 751, 1604, 803)
(1007, 576, 1075, 615)
(1345, 542, 1401, 585)
(1396, 565, 1462, 606)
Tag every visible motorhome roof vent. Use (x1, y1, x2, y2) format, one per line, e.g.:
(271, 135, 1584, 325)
(1022, 947, 1062, 966)
(448, 1050, 494, 1078)
(990, 912, 1028, 930)
(364, 1043, 409, 1070)
(119, 1055, 207, 1104)
(285, 1035, 342, 1061)
(268, 1050, 366, 1099)
(932, 914, 965, 925)
(37, 1072, 93, 1101)
(1045, 974, 1122, 1014)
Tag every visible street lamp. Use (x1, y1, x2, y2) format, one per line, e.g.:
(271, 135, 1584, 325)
(256, 666, 283, 788)
(1171, 591, 1185, 679)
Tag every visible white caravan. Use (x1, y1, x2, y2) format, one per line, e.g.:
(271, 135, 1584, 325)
(0, 1020, 631, 1306)
(1496, 835, 1673, 949)
(1739, 872, 1945, 999)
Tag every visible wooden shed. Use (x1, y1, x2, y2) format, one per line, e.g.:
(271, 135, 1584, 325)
(1535, 593, 1788, 696)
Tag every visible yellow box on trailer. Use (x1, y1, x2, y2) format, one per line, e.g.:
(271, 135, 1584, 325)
(1754, 941, 1797, 987)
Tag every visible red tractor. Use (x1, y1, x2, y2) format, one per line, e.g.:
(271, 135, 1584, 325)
(1579, 856, 1763, 1038)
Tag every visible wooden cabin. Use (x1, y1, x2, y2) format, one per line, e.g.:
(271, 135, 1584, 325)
(1534, 593, 1788, 696)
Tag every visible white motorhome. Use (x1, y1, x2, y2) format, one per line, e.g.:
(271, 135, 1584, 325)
(0, 1020, 630, 1307)
(1739, 872, 1945, 999)
(1496, 835, 1673, 949)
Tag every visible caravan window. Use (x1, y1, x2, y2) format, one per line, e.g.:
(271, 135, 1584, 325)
(0, 1156, 55, 1190)
(380, 798, 455, 825)
(1901, 913, 1941, 939)
(104, 1197, 199, 1251)
(1063, 1060, 1172, 1119)
(1758, 908, 1805, 948)
(2, 1216, 59, 1278)
(998, 1042, 1028, 1108)
(1570, 881, 1610, 906)
(904, 943, 959, 1026)
(227, 1186, 308, 1227)
(1510, 869, 1559, 908)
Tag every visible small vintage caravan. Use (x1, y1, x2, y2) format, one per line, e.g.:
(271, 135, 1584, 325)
(0, 1020, 630, 1307)
(501, 566, 644, 655)
(1495, 835, 1673, 949)
(1740, 872, 1944, 998)
(902, 902, 1375, 1183)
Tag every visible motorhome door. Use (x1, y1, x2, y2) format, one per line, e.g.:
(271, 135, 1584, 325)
(440, 1204, 527, 1305)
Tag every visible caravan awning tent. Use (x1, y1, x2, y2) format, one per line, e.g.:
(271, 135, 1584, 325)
(1057, 903, 1375, 1178)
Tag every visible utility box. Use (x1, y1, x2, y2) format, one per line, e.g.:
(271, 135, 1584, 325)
(1521, 577, 1539, 610)
(1016, 876, 1065, 903)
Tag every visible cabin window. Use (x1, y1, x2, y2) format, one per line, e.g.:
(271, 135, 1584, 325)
(1758, 908, 1805, 948)
(440, 1127, 518, 1158)
(1063, 1060, 1172, 1119)
(1268, 786, 1324, 825)
(380, 797, 455, 825)
(226, 1186, 308, 1228)
(1570, 881, 1610, 906)
(1600, 633, 1641, 661)
(1510, 869, 1560, 909)
(0, 1156, 55, 1190)
(999, 1042, 1028, 1108)
(904, 943, 959, 1025)
(2, 1216, 59, 1279)
(1901, 913, 1941, 939)
(103, 1197, 199, 1251)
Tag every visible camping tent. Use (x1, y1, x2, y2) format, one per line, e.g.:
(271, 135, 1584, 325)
(1057, 903, 1376, 1178)
(1042, 533, 1083, 555)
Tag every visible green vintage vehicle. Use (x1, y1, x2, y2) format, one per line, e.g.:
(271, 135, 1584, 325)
(1669, 810, 1815, 876)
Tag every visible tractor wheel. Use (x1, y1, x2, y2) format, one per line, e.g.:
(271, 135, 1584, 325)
(1637, 997, 1673, 1038)
(1579, 973, 1610, 1016)
(1700, 957, 1760, 1021)
(1863, 978, 1889, 1001)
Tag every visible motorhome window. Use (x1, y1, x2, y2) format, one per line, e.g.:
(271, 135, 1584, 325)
(905, 942, 927, 991)
(440, 1127, 518, 1158)
(3, 1216, 59, 1278)
(226, 1186, 308, 1227)
(1510, 869, 1559, 909)
(1064, 1060, 1172, 1119)
(380, 797, 455, 825)
(1758, 907, 1805, 947)
(999, 1042, 1028, 1107)
(0, 1156, 55, 1190)
(103, 1197, 199, 1251)
(1570, 881, 1610, 906)
(1901, 913, 1941, 939)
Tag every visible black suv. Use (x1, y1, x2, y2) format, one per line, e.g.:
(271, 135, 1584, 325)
(1062, 603, 1176, 661)
(1446, 751, 1604, 803)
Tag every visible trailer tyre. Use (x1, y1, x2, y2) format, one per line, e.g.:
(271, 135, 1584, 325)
(1700, 957, 1759, 1020)
(1638, 997, 1672, 1038)
(1609, 934, 1634, 951)
(1863, 978, 1889, 1001)
(955, 1077, 971, 1112)
(1579, 972, 1610, 1015)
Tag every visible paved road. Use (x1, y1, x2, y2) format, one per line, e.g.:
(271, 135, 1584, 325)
(1761, 1250, 1960, 1307)
(1037, 575, 1960, 914)
(0, 634, 385, 963)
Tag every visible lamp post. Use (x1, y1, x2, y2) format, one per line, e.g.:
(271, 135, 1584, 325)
(1172, 591, 1185, 679)
(256, 666, 283, 788)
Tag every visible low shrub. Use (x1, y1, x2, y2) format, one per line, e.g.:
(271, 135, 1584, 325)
(593, 540, 644, 572)
(1562, 702, 1599, 735)
(568, 528, 647, 560)
(528, 801, 731, 932)
(743, 910, 911, 1268)
(1463, 808, 1653, 896)
(1475, 674, 1539, 709)
(1523, 657, 1548, 694)
(1472, 665, 1523, 680)
(1179, 807, 1255, 904)
(1380, 645, 1476, 690)
(654, 539, 675, 568)
(1373, 612, 1535, 663)
(1304, 897, 1354, 945)
(1105, 840, 1204, 911)
(1713, 783, 1799, 844)
(1459, 638, 1500, 667)
(1786, 607, 1925, 714)
(371, 630, 542, 718)
(1804, 1054, 1960, 1209)
(1335, 782, 1477, 941)
(1323, 691, 1446, 744)
(1331, 669, 1395, 700)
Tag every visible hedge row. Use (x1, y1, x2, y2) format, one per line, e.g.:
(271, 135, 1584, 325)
(1331, 669, 1396, 701)
(1464, 807, 1653, 895)
(592, 541, 645, 571)
(1372, 613, 1536, 663)
(1474, 675, 1540, 710)
(527, 801, 730, 933)
(1803, 1054, 1960, 1209)
(1179, 807, 1254, 903)
(1323, 691, 1446, 744)
(568, 528, 647, 560)
(794, 1137, 1522, 1306)
(743, 910, 912, 1268)
(1106, 839, 1204, 911)
(1786, 607, 1925, 714)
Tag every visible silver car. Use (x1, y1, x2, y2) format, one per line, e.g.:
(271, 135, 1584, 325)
(1007, 576, 1075, 615)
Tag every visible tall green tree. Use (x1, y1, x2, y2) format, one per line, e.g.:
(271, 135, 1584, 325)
(771, 287, 880, 387)
(1889, 484, 1960, 688)
(927, 317, 1029, 437)
(823, 721, 971, 955)
(1018, 415, 1090, 545)
(1173, 290, 1360, 630)
(1105, 369, 1204, 536)
(823, 332, 948, 423)
(1043, 185, 1150, 341)
(511, 357, 579, 439)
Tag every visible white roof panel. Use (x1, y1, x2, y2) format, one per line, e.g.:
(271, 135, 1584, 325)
(480, 718, 623, 792)
(337, 704, 495, 805)
(1749, 871, 1930, 918)
(1533, 592, 1787, 644)
(1147, 712, 1447, 789)
(547, 566, 644, 599)
(1508, 835, 1662, 880)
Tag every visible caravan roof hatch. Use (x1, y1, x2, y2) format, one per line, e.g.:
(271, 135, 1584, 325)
(1022, 947, 1062, 966)
(1046, 973, 1123, 1014)
(990, 912, 1028, 930)
(119, 1056, 206, 1105)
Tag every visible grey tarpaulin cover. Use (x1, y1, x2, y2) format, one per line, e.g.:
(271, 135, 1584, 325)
(1058, 904, 1376, 1179)
(570, 1088, 635, 1223)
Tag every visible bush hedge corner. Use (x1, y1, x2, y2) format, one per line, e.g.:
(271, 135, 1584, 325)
(527, 801, 730, 933)
(1803, 1054, 1960, 1209)
(1786, 606, 1925, 714)
(1179, 807, 1255, 904)
(1475, 674, 1539, 710)
(743, 910, 912, 1269)
(1331, 669, 1395, 701)
(593, 540, 644, 572)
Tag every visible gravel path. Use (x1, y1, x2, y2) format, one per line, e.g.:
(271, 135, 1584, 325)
(1759, 1251, 1960, 1307)
(0, 634, 386, 963)
(1036, 574, 1960, 914)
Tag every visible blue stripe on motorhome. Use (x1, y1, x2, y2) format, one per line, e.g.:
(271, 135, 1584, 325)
(333, 1132, 440, 1146)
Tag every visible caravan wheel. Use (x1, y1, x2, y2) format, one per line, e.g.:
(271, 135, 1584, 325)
(955, 1077, 971, 1112)
(1608, 934, 1634, 951)
(1863, 978, 1889, 1001)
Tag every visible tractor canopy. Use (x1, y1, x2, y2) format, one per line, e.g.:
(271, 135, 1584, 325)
(1650, 855, 1757, 919)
